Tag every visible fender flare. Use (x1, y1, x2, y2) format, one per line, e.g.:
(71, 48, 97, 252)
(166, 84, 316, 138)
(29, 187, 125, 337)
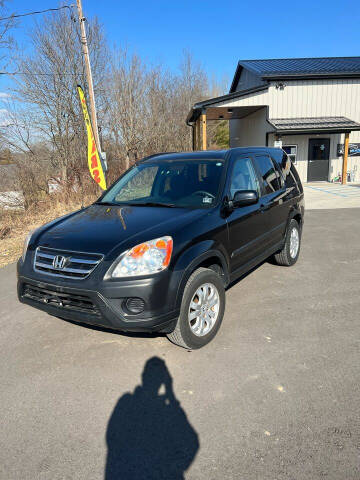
(173, 244, 230, 310)
(284, 205, 303, 242)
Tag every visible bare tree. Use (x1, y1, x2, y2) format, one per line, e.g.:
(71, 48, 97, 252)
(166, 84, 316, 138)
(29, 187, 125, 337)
(0, 1, 15, 153)
(0, 0, 15, 68)
(106, 49, 148, 172)
(1, 7, 225, 210)
(9, 10, 108, 196)
(105, 50, 210, 173)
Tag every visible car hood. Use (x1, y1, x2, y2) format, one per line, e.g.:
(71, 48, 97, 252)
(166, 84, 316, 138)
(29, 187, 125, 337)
(36, 204, 204, 258)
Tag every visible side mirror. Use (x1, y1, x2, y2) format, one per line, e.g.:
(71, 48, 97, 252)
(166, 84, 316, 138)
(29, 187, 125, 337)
(233, 190, 258, 208)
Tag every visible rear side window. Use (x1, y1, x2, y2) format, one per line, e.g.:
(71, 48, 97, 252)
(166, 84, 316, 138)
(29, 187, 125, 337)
(279, 152, 303, 193)
(254, 155, 280, 194)
(271, 157, 285, 188)
(290, 164, 303, 192)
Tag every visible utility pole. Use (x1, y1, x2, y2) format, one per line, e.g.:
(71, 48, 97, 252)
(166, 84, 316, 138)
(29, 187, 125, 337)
(76, 0, 101, 152)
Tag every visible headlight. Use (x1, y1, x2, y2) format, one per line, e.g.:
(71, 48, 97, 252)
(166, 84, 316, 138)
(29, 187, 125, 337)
(108, 236, 173, 278)
(22, 230, 35, 261)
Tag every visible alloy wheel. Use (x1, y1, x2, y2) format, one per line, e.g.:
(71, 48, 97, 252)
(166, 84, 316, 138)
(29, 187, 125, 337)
(188, 283, 220, 336)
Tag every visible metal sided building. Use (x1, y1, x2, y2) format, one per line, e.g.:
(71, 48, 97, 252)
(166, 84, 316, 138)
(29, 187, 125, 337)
(187, 57, 360, 184)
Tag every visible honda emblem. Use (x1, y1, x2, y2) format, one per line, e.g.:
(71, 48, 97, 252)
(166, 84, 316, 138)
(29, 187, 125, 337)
(53, 255, 68, 270)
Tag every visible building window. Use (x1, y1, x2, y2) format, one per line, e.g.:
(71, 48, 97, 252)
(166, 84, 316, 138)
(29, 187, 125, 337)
(283, 145, 297, 165)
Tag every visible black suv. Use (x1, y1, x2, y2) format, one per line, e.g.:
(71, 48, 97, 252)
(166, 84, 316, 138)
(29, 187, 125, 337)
(18, 147, 304, 349)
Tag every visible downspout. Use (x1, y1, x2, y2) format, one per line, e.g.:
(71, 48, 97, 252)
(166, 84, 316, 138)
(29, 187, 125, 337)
(191, 124, 196, 151)
(264, 104, 276, 147)
(186, 107, 198, 151)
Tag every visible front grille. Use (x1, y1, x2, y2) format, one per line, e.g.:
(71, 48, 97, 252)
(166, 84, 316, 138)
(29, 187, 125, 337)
(34, 246, 103, 280)
(22, 283, 101, 317)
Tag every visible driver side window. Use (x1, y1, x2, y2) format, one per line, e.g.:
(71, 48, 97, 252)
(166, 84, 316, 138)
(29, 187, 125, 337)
(230, 157, 260, 198)
(115, 166, 158, 202)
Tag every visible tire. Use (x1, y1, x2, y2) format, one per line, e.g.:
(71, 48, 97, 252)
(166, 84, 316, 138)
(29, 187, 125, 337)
(274, 219, 301, 266)
(167, 267, 225, 349)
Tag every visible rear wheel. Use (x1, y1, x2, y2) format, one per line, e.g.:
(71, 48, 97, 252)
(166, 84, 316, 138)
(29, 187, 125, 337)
(273, 219, 301, 266)
(167, 267, 225, 349)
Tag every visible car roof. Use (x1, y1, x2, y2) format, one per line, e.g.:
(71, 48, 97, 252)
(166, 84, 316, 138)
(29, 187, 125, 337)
(140, 147, 283, 163)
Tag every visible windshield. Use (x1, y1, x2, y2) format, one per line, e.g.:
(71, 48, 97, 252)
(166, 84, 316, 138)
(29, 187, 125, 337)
(99, 159, 225, 208)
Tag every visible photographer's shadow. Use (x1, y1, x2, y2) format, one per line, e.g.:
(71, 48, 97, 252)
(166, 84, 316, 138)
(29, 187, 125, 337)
(105, 357, 199, 479)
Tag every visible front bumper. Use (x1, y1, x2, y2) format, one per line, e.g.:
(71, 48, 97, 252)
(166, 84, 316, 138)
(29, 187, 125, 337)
(17, 256, 181, 333)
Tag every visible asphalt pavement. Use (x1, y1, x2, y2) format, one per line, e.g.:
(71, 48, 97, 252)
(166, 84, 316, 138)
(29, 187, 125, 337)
(1, 208, 360, 480)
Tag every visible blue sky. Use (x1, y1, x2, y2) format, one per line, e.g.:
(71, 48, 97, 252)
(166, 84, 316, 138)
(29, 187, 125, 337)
(1, 0, 360, 94)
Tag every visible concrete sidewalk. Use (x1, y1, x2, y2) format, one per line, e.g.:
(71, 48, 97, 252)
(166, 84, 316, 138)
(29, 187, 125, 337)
(304, 182, 360, 209)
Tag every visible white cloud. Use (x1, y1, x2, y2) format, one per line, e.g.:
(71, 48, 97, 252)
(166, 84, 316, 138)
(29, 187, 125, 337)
(0, 92, 11, 99)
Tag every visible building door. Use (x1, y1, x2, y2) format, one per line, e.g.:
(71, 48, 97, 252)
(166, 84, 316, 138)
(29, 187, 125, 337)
(307, 138, 330, 181)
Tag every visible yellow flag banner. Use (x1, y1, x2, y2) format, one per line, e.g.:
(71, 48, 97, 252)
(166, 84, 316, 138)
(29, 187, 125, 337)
(77, 85, 107, 190)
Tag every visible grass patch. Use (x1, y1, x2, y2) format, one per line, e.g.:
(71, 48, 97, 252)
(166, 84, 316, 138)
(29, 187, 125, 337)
(0, 197, 95, 268)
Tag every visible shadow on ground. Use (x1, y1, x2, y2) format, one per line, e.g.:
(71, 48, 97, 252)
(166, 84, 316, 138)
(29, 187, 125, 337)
(58, 257, 270, 342)
(59, 316, 166, 340)
(105, 357, 199, 479)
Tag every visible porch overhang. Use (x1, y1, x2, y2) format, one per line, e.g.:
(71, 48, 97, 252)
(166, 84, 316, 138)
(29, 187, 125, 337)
(186, 85, 269, 124)
(191, 104, 267, 122)
(268, 116, 360, 136)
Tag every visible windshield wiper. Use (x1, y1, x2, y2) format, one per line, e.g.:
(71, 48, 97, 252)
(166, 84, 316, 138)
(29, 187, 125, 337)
(94, 201, 119, 206)
(95, 200, 176, 208)
(129, 201, 176, 208)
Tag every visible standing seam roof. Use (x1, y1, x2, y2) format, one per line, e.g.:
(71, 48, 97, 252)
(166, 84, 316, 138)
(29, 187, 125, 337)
(238, 57, 360, 77)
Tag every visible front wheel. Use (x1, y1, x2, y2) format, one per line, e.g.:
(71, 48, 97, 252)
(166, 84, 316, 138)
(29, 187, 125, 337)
(273, 219, 301, 266)
(167, 267, 225, 349)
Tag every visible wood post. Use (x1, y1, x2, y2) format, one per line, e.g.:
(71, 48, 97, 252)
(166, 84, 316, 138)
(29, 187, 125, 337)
(342, 132, 350, 184)
(201, 112, 207, 151)
(195, 117, 201, 150)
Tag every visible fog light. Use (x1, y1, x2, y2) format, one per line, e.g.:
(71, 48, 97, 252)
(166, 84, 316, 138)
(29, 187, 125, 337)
(124, 297, 145, 314)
